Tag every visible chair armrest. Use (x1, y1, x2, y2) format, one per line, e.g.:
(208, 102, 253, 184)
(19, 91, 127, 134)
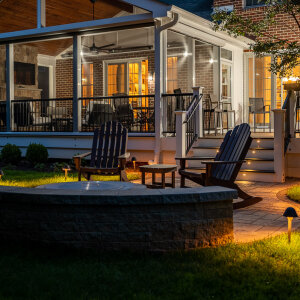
(73, 152, 92, 159)
(73, 152, 91, 171)
(118, 152, 130, 159)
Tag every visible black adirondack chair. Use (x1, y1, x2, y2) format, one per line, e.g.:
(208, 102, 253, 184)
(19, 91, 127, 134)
(178, 123, 262, 209)
(73, 121, 130, 181)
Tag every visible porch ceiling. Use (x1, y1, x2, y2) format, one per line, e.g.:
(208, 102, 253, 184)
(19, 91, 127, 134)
(0, 0, 134, 56)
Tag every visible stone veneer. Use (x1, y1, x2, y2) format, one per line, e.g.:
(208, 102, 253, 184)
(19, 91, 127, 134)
(0, 185, 236, 251)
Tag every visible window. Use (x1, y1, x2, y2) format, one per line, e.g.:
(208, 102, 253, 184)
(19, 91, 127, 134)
(245, 0, 266, 7)
(167, 57, 178, 93)
(221, 49, 233, 61)
(81, 63, 93, 98)
(107, 63, 126, 96)
(106, 60, 148, 98)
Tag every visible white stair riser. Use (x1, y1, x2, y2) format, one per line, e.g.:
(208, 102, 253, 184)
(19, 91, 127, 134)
(187, 160, 274, 171)
(237, 172, 276, 182)
(193, 148, 274, 160)
(195, 138, 273, 148)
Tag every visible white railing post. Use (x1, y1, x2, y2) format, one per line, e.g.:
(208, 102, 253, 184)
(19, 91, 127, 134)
(273, 109, 286, 183)
(175, 111, 187, 158)
(193, 86, 204, 138)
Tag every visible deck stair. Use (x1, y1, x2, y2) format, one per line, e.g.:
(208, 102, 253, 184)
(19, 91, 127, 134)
(187, 137, 276, 182)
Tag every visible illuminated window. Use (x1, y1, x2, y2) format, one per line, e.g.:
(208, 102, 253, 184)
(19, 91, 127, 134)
(106, 60, 148, 99)
(107, 63, 126, 96)
(167, 57, 178, 93)
(81, 63, 93, 98)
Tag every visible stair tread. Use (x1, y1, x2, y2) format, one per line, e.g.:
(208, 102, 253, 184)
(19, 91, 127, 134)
(193, 146, 274, 150)
(184, 157, 274, 162)
(185, 167, 275, 174)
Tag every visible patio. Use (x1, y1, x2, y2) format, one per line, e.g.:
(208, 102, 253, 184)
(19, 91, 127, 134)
(133, 175, 300, 243)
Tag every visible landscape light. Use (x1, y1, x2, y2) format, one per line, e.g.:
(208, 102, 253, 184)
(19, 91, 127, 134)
(0, 169, 4, 180)
(283, 207, 298, 243)
(131, 157, 137, 170)
(62, 165, 71, 181)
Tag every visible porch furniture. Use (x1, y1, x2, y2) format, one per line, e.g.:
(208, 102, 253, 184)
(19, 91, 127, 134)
(52, 117, 73, 132)
(220, 99, 236, 133)
(73, 121, 130, 181)
(203, 94, 223, 135)
(249, 98, 271, 132)
(113, 93, 134, 129)
(174, 88, 184, 110)
(139, 164, 177, 189)
(178, 123, 262, 209)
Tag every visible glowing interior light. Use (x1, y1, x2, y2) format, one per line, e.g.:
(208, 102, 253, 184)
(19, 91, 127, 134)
(247, 162, 251, 165)
(252, 151, 256, 154)
(257, 140, 260, 143)
(243, 173, 246, 176)
(209, 58, 214, 64)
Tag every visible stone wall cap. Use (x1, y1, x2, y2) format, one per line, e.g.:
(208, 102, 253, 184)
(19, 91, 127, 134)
(0, 185, 237, 206)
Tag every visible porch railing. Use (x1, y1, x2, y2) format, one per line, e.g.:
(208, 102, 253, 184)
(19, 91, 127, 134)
(11, 98, 73, 132)
(79, 95, 155, 133)
(175, 87, 203, 158)
(184, 94, 202, 155)
(161, 93, 194, 135)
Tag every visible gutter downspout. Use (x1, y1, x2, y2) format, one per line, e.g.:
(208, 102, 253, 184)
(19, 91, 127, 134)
(154, 12, 179, 163)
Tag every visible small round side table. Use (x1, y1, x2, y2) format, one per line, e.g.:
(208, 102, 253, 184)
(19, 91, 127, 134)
(139, 164, 177, 189)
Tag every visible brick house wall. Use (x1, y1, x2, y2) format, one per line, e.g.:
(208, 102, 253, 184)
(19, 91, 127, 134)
(56, 50, 155, 98)
(213, 0, 300, 42)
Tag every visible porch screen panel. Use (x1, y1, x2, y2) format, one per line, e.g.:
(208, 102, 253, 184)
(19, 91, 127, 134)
(107, 64, 126, 96)
(82, 63, 94, 106)
(167, 57, 178, 93)
(248, 56, 271, 125)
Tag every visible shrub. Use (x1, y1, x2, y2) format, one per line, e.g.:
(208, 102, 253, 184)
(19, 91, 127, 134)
(26, 143, 48, 165)
(1, 144, 22, 165)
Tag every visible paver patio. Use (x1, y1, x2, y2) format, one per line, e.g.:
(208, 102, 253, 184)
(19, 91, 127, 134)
(133, 175, 300, 243)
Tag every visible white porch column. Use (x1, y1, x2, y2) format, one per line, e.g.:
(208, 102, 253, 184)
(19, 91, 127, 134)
(6, 44, 14, 132)
(175, 111, 187, 158)
(187, 37, 195, 89)
(37, 0, 46, 28)
(154, 23, 167, 163)
(73, 35, 81, 132)
(194, 86, 204, 138)
(273, 109, 286, 183)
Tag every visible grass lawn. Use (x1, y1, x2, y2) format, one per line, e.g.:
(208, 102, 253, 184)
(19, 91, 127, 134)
(0, 234, 299, 299)
(286, 186, 300, 203)
(0, 169, 140, 188)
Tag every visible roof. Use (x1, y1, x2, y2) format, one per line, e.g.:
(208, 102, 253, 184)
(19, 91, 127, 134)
(158, 0, 213, 20)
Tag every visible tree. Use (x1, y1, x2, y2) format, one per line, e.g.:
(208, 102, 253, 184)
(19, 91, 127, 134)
(212, 0, 300, 78)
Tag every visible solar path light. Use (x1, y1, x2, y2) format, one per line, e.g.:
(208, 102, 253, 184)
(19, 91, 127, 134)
(131, 157, 137, 170)
(62, 165, 71, 181)
(283, 207, 298, 243)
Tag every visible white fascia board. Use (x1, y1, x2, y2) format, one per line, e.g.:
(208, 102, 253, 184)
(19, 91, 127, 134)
(170, 6, 251, 49)
(0, 13, 154, 44)
(122, 0, 171, 17)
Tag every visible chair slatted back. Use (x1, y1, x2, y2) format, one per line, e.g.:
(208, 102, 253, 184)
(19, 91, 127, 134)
(211, 123, 252, 182)
(90, 121, 128, 169)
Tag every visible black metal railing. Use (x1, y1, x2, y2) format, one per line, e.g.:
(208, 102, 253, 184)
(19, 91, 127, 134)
(294, 91, 300, 135)
(282, 91, 292, 153)
(184, 94, 202, 155)
(0, 101, 7, 132)
(80, 95, 155, 133)
(11, 98, 73, 132)
(161, 93, 194, 135)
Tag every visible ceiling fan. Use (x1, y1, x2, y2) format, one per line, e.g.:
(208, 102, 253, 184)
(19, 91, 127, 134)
(81, 0, 115, 55)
